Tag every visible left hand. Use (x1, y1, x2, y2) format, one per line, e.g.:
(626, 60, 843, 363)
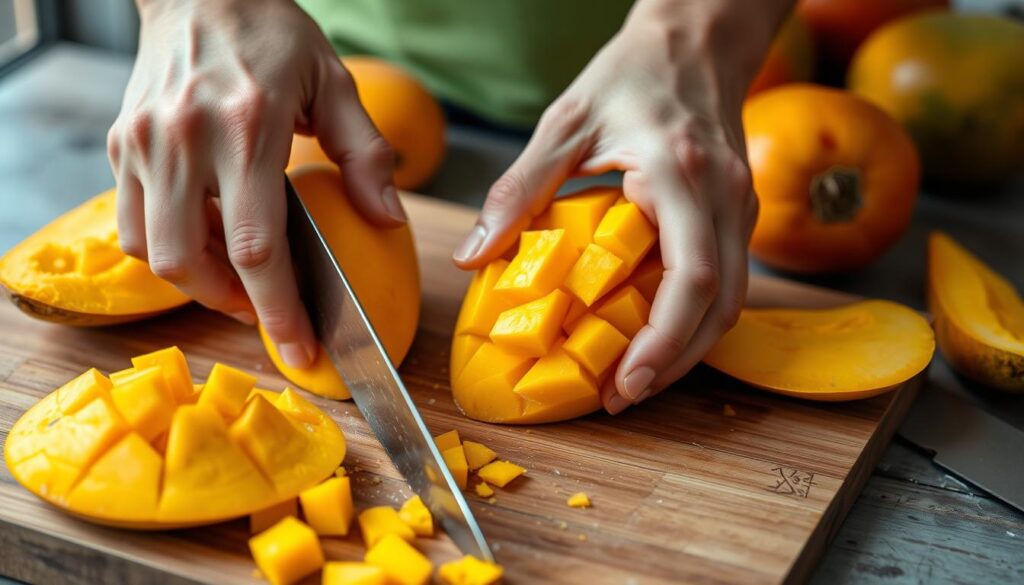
(452, 0, 783, 414)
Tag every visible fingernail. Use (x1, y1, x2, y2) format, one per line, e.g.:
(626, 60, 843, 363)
(606, 393, 632, 415)
(279, 342, 314, 369)
(230, 311, 257, 326)
(382, 186, 407, 223)
(453, 225, 487, 263)
(622, 366, 656, 400)
(634, 387, 656, 404)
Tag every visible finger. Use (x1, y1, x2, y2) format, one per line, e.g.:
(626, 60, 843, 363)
(612, 153, 720, 404)
(115, 168, 148, 260)
(453, 99, 592, 269)
(311, 59, 406, 227)
(221, 164, 317, 368)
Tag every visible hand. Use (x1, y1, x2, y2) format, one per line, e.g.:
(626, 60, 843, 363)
(453, 0, 788, 413)
(108, 0, 405, 368)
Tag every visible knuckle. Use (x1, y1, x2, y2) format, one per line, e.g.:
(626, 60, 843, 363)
(719, 293, 745, 330)
(485, 173, 529, 213)
(148, 254, 189, 283)
(362, 134, 396, 169)
(106, 126, 122, 165)
(228, 221, 275, 271)
(126, 111, 153, 152)
(164, 103, 205, 142)
(537, 96, 590, 142)
(257, 307, 292, 333)
(119, 238, 146, 260)
(689, 259, 720, 300)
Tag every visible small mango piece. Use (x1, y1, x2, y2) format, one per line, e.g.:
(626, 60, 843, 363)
(44, 396, 127, 469)
(563, 314, 630, 378)
(66, 433, 162, 520)
(434, 429, 462, 452)
(398, 495, 434, 537)
(595, 285, 651, 338)
(530, 187, 619, 250)
(229, 395, 309, 493)
(364, 534, 433, 585)
(494, 229, 578, 303)
(250, 498, 298, 535)
(513, 347, 598, 405)
(14, 452, 81, 500)
(477, 461, 526, 488)
(442, 445, 469, 489)
(108, 367, 138, 386)
(130, 346, 193, 402)
(197, 362, 257, 421)
(475, 482, 495, 498)
(248, 516, 324, 585)
(56, 368, 112, 415)
(322, 562, 387, 585)
(438, 555, 504, 585)
(450, 335, 486, 382)
(455, 260, 515, 336)
(562, 298, 588, 334)
(357, 506, 415, 548)
(334, 466, 348, 477)
(109, 366, 175, 442)
(299, 476, 354, 536)
(567, 492, 591, 508)
(462, 440, 497, 471)
(593, 202, 656, 270)
(564, 244, 627, 306)
(275, 388, 324, 425)
(489, 289, 571, 357)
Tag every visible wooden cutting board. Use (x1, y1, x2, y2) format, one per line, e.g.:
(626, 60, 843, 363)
(0, 194, 923, 585)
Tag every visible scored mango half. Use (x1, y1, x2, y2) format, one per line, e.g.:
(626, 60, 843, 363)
(3, 347, 344, 529)
(450, 187, 660, 423)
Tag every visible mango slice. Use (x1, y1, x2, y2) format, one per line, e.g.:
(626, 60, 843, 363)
(441, 445, 469, 490)
(462, 441, 497, 471)
(476, 461, 526, 488)
(0, 189, 190, 325)
(248, 516, 324, 585)
(451, 187, 659, 423)
(567, 492, 592, 508)
(433, 429, 462, 452)
(398, 495, 434, 537)
(438, 555, 504, 585)
(364, 534, 433, 585)
(260, 166, 420, 400)
(299, 477, 354, 536)
(3, 348, 345, 529)
(928, 232, 1024, 392)
(357, 506, 415, 548)
(703, 301, 935, 400)
(323, 562, 387, 585)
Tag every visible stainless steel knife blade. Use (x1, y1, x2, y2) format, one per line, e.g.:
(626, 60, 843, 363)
(283, 176, 493, 560)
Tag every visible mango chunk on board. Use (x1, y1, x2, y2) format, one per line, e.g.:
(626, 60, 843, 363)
(299, 476, 354, 536)
(364, 534, 433, 585)
(357, 506, 415, 548)
(398, 495, 434, 537)
(323, 562, 387, 585)
(248, 516, 324, 585)
(438, 555, 505, 585)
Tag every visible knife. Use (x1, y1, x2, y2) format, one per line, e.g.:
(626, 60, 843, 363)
(283, 176, 493, 560)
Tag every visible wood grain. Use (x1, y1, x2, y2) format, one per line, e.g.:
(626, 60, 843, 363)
(0, 194, 923, 585)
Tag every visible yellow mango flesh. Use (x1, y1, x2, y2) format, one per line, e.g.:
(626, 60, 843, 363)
(248, 516, 324, 585)
(3, 349, 345, 529)
(323, 562, 387, 585)
(928, 232, 1024, 392)
(451, 188, 658, 423)
(398, 495, 434, 537)
(703, 301, 935, 400)
(299, 476, 354, 536)
(0, 189, 189, 324)
(438, 555, 504, 585)
(477, 461, 526, 488)
(433, 429, 462, 452)
(441, 445, 469, 490)
(357, 506, 415, 548)
(364, 534, 433, 585)
(462, 440, 497, 471)
(261, 165, 420, 400)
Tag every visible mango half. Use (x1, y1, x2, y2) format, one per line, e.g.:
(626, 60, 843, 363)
(3, 347, 345, 529)
(703, 301, 935, 401)
(928, 232, 1024, 392)
(0, 190, 190, 325)
(450, 187, 661, 423)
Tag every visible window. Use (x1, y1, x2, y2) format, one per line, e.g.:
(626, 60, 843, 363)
(0, 0, 40, 69)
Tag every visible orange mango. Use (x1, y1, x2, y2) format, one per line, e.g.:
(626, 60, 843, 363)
(489, 289, 571, 357)
(299, 477, 354, 536)
(364, 533, 433, 585)
(357, 506, 415, 548)
(494, 229, 578, 304)
(565, 244, 627, 307)
(248, 516, 324, 585)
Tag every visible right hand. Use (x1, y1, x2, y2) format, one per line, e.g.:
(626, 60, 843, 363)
(108, 0, 407, 368)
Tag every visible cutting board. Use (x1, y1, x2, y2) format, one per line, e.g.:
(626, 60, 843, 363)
(0, 194, 924, 585)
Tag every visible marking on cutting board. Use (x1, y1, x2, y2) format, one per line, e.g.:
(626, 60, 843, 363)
(768, 466, 817, 498)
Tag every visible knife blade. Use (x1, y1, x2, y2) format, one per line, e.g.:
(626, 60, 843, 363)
(283, 176, 493, 560)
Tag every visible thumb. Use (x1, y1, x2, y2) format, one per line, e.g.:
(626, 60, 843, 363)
(310, 58, 406, 227)
(453, 101, 590, 269)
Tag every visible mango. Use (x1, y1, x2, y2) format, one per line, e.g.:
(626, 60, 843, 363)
(567, 492, 592, 508)
(438, 555, 504, 585)
(364, 534, 433, 585)
(462, 441, 497, 471)
(441, 445, 469, 490)
(357, 506, 415, 548)
(250, 498, 298, 535)
(398, 495, 434, 537)
(248, 516, 324, 585)
(322, 562, 387, 585)
(476, 461, 526, 488)
(433, 429, 462, 452)
(299, 477, 354, 536)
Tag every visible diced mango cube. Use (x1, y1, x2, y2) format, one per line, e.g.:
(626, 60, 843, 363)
(130, 346, 193, 402)
(594, 202, 656, 270)
(529, 187, 619, 250)
(595, 285, 651, 338)
(248, 516, 324, 585)
(513, 348, 598, 404)
(438, 555, 504, 585)
(629, 256, 663, 303)
(248, 388, 281, 405)
(322, 562, 387, 585)
(109, 366, 175, 441)
(198, 363, 257, 420)
(14, 452, 82, 500)
(563, 314, 630, 378)
(398, 495, 434, 537)
(455, 260, 515, 336)
(489, 289, 571, 357)
(251, 498, 298, 535)
(442, 445, 469, 489)
(475, 482, 495, 498)
(56, 368, 112, 415)
(450, 335, 486, 382)
(565, 244, 627, 306)
(67, 433, 162, 520)
(275, 388, 324, 425)
(357, 506, 415, 548)
(229, 396, 308, 492)
(364, 534, 433, 585)
(494, 229, 578, 303)
(299, 477, 354, 536)
(108, 367, 138, 386)
(453, 342, 532, 422)
(462, 441, 497, 471)
(562, 298, 588, 334)
(44, 396, 127, 468)
(477, 461, 526, 488)
(567, 492, 592, 508)
(434, 429, 461, 452)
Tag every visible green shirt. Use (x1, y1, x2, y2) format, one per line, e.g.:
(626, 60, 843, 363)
(298, 0, 633, 129)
